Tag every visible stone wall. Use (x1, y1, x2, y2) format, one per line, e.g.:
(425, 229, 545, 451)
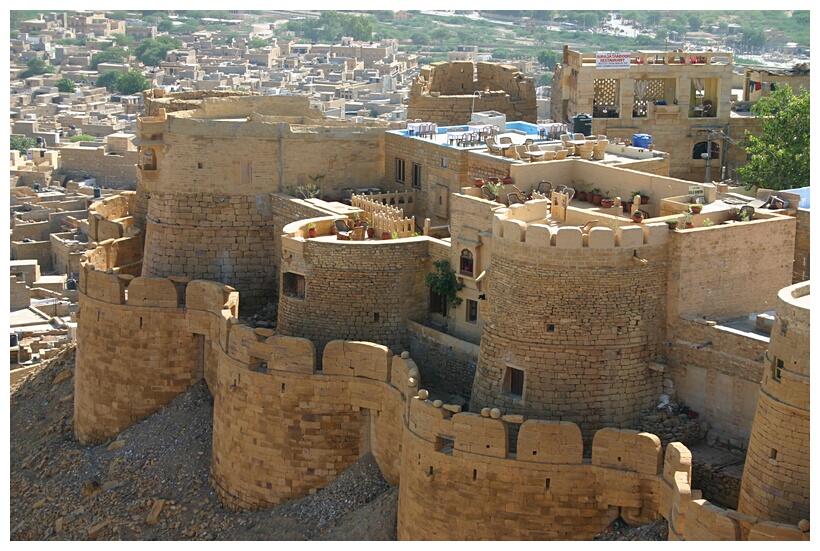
(58, 146, 139, 190)
(276, 224, 431, 357)
(664, 318, 766, 450)
(72, 263, 810, 540)
(12, 241, 53, 272)
(74, 271, 211, 444)
(792, 209, 809, 283)
(665, 217, 795, 320)
(10, 276, 31, 309)
(406, 320, 478, 400)
(738, 282, 810, 524)
(407, 61, 537, 125)
(470, 218, 669, 449)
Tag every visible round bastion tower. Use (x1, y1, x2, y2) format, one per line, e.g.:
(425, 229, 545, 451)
(134, 106, 279, 312)
(470, 213, 669, 449)
(738, 281, 810, 524)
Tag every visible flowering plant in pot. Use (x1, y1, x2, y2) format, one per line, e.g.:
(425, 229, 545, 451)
(307, 222, 317, 238)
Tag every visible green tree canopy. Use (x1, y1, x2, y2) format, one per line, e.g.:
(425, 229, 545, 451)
(111, 33, 135, 47)
(19, 57, 55, 79)
(69, 134, 96, 143)
(96, 70, 122, 91)
(537, 49, 561, 69)
(736, 86, 809, 191)
(157, 19, 174, 33)
(56, 77, 76, 93)
(11, 135, 36, 154)
(90, 48, 128, 70)
(133, 36, 182, 66)
(114, 69, 151, 95)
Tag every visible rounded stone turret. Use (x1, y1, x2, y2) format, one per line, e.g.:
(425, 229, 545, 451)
(737, 281, 810, 524)
(470, 213, 669, 448)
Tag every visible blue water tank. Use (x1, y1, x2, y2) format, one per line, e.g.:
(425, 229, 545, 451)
(33, 183, 41, 192)
(632, 134, 652, 148)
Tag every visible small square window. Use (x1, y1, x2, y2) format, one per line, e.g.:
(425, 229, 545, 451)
(503, 366, 525, 399)
(283, 272, 306, 299)
(197, 162, 203, 169)
(547, 324, 555, 332)
(771, 448, 778, 460)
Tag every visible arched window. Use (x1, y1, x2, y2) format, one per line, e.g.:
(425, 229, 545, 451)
(460, 249, 474, 276)
(692, 141, 719, 160)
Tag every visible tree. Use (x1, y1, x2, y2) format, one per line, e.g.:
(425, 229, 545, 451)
(111, 33, 135, 47)
(115, 69, 151, 95)
(96, 70, 122, 91)
(133, 36, 182, 67)
(90, 48, 128, 70)
(69, 134, 96, 143)
(736, 87, 809, 191)
(157, 20, 174, 33)
(410, 32, 430, 45)
(11, 135, 36, 154)
(537, 49, 561, 69)
(688, 15, 702, 32)
(56, 77, 76, 93)
(19, 57, 55, 79)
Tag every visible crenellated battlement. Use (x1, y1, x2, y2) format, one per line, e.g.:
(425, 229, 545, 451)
(492, 207, 669, 254)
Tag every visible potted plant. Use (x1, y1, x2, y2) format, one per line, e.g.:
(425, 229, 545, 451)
(631, 190, 649, 204)
(591, 188, 602, 205)
(601, 195, 615, 209)
(474, 178, 485, 187)
(365, 218, 375, 238)
(486, 181, 501, 201)
(577, 188, 587, 202)
(307, 222, 317, 238)
(689, 203, 703, 214)
(502, 175, 513, 185)
(702, 218, 714, 227)
(353, 213, 362, 227)
(632, 210, 645, 223)
(330, 222, 339, 235)
(666, 219, 679, 230)
(683, 212, 694, 229)
(381, 230, 391, 240)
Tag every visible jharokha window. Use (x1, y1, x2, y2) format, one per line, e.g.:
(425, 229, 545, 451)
(460, 249, 474, 276)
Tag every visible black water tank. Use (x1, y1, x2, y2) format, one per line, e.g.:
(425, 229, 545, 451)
(93, 187, 101, 198)
(572, 113, 592, 136)
(33, 183, 41, 192)
(66, 279, 77, 291)
(11, 333, 19, 347)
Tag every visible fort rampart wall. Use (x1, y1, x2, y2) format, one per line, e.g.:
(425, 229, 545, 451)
(73, 262, 808, 540)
